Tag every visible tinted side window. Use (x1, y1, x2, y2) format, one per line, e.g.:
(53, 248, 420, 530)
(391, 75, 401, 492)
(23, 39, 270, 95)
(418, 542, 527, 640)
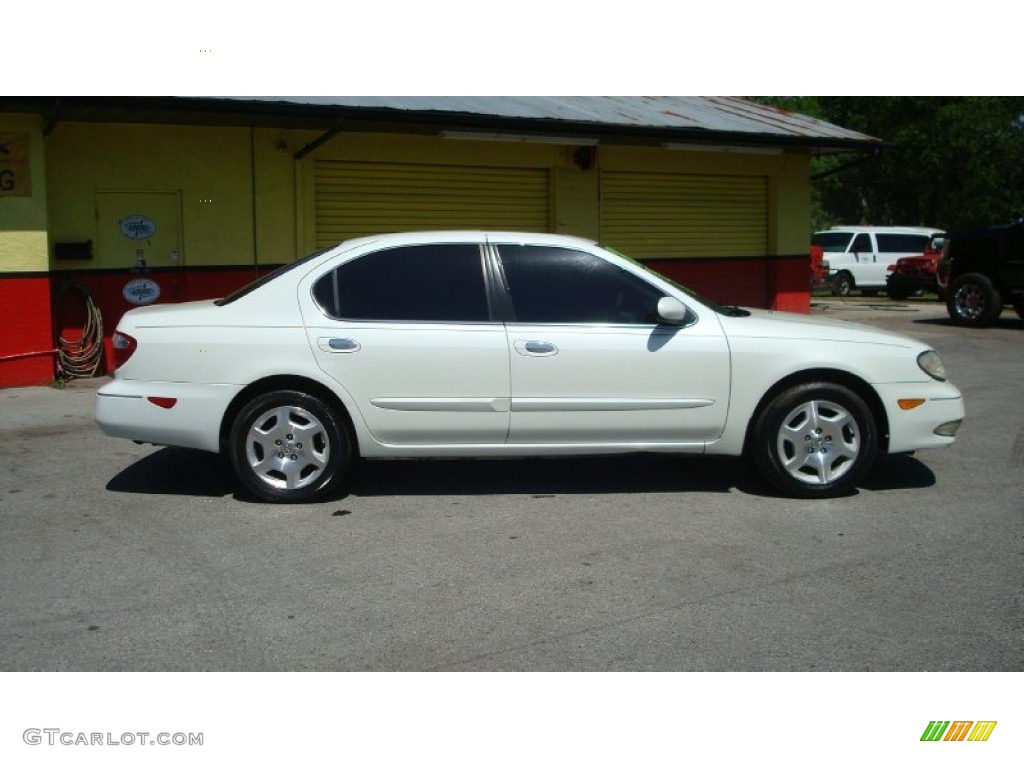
(313, 244, 489, 322)
(497, 245, 665, 324)
(811, 232, 853, 252)
(851, 233, 873, 253)
(876, 234, 929, 252)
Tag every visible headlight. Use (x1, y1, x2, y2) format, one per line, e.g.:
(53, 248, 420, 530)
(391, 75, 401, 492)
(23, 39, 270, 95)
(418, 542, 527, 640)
(917, 350, 947, 381)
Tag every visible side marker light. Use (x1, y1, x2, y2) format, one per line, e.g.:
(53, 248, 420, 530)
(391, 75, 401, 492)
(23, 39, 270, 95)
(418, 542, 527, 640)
(897, 398, 926, 411)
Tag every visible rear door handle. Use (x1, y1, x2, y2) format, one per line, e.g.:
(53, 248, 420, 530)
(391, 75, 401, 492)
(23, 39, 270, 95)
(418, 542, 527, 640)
(318, 337, 361, 353)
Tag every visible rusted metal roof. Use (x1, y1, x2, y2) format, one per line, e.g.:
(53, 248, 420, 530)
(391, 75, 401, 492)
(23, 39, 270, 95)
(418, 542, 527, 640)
(0, 96, 878, 151)
(224, 96, 878, 149)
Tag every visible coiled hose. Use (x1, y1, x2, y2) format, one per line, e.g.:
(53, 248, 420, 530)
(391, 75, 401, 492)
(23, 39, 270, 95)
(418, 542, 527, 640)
(55, 282, 105, 379)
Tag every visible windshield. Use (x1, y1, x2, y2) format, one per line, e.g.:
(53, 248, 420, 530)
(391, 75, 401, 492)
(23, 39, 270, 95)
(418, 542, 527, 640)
(214, 248, 332, 306)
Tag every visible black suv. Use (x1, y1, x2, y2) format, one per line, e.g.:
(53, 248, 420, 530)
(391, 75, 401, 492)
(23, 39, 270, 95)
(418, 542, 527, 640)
(938, 219, 1024, 326)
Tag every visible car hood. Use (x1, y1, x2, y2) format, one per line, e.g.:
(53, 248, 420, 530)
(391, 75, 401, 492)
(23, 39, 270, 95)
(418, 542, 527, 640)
(715, 307, 920, 348)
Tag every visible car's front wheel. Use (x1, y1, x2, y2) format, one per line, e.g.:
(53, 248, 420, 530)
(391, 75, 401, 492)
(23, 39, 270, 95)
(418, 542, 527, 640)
(751, 382, 877, 498)
(947, 273, 1002, 327)
(229, 390, 351, 503)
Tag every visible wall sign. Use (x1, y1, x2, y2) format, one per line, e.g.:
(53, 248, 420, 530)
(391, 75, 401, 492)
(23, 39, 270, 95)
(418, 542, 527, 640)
(0, 133, 32, 197)
(119, 215, 157, 240)
(123, 278, 161, 306)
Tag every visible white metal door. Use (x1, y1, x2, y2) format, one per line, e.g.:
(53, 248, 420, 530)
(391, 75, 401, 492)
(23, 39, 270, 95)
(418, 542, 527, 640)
(494, 242, 731, 446)
(506, 322, 731, 446)
(308, 323, 511, 445)
(299, 241, 511, 446)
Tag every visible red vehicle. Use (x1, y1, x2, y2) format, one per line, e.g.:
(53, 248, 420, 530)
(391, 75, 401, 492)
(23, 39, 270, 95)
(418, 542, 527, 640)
(809, 244, 827, 289)
(886, 234, 946, 300)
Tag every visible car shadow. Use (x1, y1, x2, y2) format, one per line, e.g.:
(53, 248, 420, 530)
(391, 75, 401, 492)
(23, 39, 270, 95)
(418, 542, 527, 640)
(860, 453, 936, 491)
(349, 454, 750, 497)
(105, 447, 937, 501)
(912, 315, 1024, 330)
(105, 448, 240, 498)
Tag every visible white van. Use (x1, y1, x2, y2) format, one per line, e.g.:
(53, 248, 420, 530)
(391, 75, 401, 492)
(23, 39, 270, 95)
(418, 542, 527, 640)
(812, 226, 944, 296)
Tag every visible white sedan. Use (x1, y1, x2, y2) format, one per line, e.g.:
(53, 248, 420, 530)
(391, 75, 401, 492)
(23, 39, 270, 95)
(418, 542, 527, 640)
(96, 231, 964, 502)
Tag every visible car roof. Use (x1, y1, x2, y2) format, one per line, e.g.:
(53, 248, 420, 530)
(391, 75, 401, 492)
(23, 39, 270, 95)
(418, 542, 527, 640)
(820, 226, 944, 235)
(335, 230, 600, 250)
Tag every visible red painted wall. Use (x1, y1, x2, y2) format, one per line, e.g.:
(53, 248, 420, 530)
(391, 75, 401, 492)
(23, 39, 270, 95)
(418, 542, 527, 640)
(0, 275, 56, 387)
(767, 256, 813, 314)
(644, 255, 811, 314)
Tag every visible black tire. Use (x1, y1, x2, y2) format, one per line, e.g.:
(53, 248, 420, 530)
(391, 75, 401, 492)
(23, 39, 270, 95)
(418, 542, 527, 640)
(229, 390, 351, 503)
(831, 271, 854, 297)
(751, 382, 877, 499)
(946, 273, 1002, 327)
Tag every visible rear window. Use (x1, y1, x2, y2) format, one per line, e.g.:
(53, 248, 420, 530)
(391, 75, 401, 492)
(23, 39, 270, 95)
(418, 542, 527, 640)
(312, 243, 489, 322)
(811, 232, 853, 252)
(875, 234, 930, 253)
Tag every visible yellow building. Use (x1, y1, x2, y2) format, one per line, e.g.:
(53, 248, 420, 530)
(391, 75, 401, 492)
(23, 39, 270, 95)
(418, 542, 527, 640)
(0, 97, 876, 386)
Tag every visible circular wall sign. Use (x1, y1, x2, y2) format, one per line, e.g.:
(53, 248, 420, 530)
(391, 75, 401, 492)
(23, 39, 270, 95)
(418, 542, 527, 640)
(120, 215, 157, 240)
(123, 278, 161, 306)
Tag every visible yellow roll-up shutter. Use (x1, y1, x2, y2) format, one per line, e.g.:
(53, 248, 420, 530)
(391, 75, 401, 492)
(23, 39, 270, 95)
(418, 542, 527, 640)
(600, 172, 767, 260)
(315, 161, 550, 248)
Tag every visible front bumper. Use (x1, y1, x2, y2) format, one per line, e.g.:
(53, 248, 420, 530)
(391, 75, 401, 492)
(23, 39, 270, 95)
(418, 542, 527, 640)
(95, 378, 242, 453)
(876, 380, 965, 454)
(886, 273, 940, 294)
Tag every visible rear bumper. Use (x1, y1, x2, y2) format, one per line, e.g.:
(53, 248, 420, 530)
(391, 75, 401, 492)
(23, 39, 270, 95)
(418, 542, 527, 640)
(95, 378, 242, 453)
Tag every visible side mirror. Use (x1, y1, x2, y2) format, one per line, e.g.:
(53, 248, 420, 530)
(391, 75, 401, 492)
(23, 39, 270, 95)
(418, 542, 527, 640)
(657, 296, 688, 325)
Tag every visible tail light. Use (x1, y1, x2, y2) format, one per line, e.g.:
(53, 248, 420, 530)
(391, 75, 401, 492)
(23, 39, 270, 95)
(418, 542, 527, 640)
(112, 331, 138, 370)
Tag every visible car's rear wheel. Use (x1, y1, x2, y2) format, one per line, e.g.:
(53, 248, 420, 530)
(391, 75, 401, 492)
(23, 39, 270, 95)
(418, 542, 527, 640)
(751, 382, 877, 498)
(947, 273, 1002, 327)
(229, 390, 351, 503)
(831, 271, 854, 297)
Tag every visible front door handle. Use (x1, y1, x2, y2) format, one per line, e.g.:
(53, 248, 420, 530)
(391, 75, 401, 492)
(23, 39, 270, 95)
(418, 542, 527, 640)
(514, 340, 557, 356)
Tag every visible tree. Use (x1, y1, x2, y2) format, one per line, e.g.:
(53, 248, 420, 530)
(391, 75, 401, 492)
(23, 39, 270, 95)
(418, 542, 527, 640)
(752, 97, 1024, 232)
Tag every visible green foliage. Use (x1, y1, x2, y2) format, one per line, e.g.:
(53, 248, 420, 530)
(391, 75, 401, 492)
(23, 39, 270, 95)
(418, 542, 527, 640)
(751, 97, 1024, 232)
